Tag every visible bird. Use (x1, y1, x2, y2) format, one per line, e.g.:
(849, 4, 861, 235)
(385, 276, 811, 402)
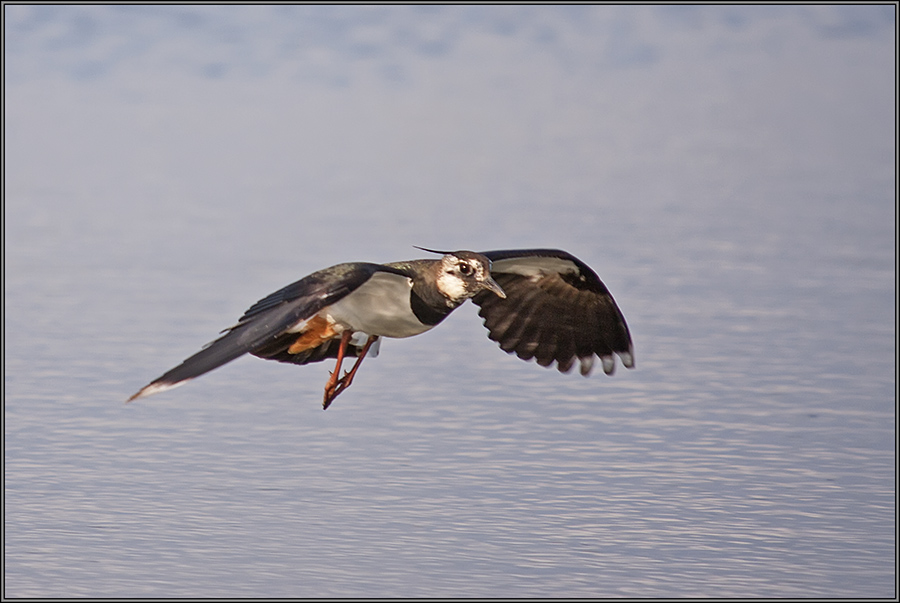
(128, 248, 634, 409)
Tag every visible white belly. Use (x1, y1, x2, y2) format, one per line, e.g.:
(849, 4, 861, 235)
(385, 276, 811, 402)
(323, 271, 435, 338)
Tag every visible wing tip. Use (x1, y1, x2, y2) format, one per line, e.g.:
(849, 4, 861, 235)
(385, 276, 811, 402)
(126, 380, 187, 403)
(575, 347, 635, 377)
(619, 348, 635, 370)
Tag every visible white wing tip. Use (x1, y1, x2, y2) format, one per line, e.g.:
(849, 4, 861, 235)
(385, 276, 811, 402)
(576, 349, 635, 377)
(127, 380, 187, 403)
(578, 355, 595, 376)
(600, 354, 616, 375)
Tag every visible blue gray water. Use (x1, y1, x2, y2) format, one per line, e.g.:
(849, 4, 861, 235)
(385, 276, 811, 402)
(4, 5, 895, 598)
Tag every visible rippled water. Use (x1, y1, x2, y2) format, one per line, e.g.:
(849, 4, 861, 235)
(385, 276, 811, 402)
(5, 5, 895, 598)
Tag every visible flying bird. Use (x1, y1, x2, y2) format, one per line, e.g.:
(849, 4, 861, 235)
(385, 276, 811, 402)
(128, 248, 634, 409)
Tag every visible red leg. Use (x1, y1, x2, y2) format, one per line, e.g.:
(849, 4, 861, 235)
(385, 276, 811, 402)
(322, 334, 378, 409)
(322, 331, 353, 408)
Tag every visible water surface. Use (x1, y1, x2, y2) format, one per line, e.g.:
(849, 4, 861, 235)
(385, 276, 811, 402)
(4, 5, 895, 598)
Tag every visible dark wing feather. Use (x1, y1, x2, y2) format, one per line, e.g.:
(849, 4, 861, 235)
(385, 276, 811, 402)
(473, 249, 634, 376)
(128, 262, 396, 400)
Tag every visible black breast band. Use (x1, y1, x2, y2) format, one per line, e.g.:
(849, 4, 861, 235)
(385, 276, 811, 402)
(410, 289, 453, 326)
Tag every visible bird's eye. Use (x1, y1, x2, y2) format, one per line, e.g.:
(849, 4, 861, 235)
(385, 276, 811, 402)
(458, 262, 472, 276)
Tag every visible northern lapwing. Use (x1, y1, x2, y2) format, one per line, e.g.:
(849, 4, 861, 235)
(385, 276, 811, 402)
(128, 248, 634, 409)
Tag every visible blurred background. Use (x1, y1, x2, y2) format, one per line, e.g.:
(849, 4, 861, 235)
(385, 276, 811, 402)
(4, 5, 895, 597)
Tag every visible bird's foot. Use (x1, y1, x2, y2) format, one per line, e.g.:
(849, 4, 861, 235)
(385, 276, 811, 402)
(323, 371, 355, 409)
(321, 334, 377, 410)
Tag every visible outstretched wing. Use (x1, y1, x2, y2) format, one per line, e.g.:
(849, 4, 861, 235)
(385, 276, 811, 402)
(472, 249, 634, 376)
(127, 262, 398, 401)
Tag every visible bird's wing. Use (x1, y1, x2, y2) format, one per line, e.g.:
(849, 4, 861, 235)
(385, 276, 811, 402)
(472, 249, 634, 376)
(128, 262, 404, 401)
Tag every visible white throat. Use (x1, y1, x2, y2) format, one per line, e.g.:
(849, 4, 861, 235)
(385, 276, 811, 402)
(436, 271, 468, 303)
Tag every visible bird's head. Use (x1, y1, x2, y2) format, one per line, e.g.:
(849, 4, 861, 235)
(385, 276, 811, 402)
(426, 250, 506, 304)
